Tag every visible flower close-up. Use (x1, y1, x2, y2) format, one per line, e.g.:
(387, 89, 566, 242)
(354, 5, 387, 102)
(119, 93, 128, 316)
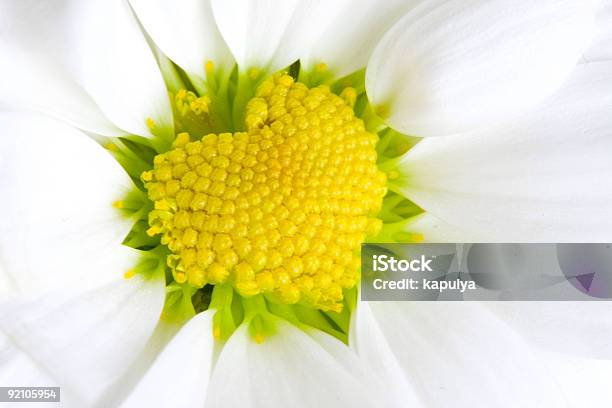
(1, 0, 612, 407)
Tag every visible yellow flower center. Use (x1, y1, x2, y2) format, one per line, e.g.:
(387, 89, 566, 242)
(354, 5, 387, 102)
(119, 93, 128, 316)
(142, 74, 386, 312)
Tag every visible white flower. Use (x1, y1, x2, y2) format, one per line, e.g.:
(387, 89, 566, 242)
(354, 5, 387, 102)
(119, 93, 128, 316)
(1, 0, 612, 407)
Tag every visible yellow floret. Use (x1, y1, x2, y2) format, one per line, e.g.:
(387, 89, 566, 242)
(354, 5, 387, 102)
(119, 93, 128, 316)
(143, 73, 386, 311)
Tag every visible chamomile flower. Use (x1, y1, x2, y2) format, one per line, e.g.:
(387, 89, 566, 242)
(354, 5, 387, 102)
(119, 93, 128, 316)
(1, 0, 612, 407)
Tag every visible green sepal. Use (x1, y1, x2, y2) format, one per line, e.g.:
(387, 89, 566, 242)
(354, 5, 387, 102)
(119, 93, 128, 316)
(123, 220, 160, 249)
(150, 46, 188, 95)
(105, 137, 155, 182)
(231, 71, 265, 131)
(243, 295, 277, 342)
(297, 65, 336, 88)
(322, 305, 351, 335)
(127, 248, 167, 281)
(368, 216, 424, 243)
(378, 192, 423, 224)
(210, 284, 237, 341)
(291, 304, 347, 343)
(330, 68, 366, 95)
(376, 128, 421, 160)
(161, 282, 197, 324)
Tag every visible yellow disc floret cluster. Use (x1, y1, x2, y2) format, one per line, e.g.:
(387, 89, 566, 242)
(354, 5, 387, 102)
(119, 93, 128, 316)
(143, 73, 386, 311)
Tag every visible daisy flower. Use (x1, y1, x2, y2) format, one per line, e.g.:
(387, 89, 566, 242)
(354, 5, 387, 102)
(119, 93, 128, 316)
(1, 0, 611, 407)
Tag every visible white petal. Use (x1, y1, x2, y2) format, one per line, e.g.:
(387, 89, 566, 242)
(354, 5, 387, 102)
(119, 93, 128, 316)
(121, 311, 215, 408)
(266, 0, 352, 74)
(349, 303, 422, 407)
(129, 0, 234, 80)
(205, 318, 379, 408)
(368, 302, 565, 407)
(303, 0, 422, 78)
(540, 351, 612, 407)
(0, 0, 122, 136)
(0, 43, 124, 137)
(0, 0, 172, 138)
(392, 61, 612, 241)
(69, 0, 173, 138)
(210, 0, 348, 74)
(583, 0, 612, 63)
(102, 319, 183, 407)
(0, 112, 134, 298)
(366, 0, 596, 137)
(211, 0, 298, 72)
(0, 273, 165, 406)
(489, 302, 612, 360)
(0, 331, 56, 387)
(0, 334, 79, 407)
(397, 213, 487, 242)
(304, 327, 410, 408)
